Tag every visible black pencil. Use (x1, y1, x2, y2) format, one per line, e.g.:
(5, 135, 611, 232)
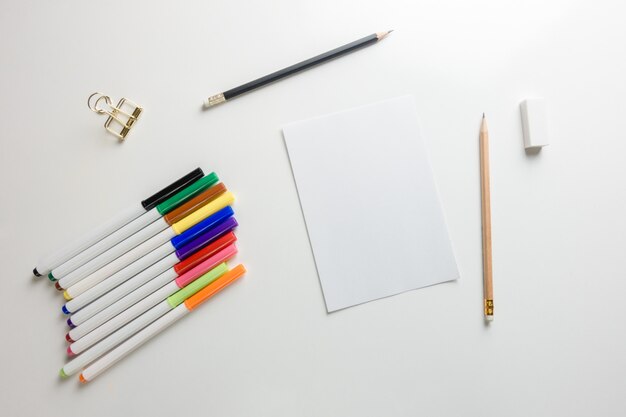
(203, 31, 393, 108)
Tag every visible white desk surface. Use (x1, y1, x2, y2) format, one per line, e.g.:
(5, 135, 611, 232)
(1, 1, 625, 416)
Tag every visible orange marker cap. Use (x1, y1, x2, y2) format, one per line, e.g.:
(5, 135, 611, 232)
(163, 183, 227, 225)
(184, 264, 246, 311)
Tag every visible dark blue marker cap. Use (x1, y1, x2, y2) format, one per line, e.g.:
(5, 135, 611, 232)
(171, 206, 234, 249)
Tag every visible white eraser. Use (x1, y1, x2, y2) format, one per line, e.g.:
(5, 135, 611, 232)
(520, 98, 549, 149)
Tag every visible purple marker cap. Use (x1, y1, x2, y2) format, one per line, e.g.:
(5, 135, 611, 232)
(175, 217, 238, 260)
(67, 318, 75, 328)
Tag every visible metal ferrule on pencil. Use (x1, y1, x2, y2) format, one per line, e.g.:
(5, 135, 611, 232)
(205, 93, 226, 107)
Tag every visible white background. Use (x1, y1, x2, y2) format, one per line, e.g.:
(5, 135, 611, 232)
(1, 1, 625, 416)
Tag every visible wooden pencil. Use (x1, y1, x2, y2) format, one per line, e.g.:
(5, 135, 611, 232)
(480, 114, 494, 321)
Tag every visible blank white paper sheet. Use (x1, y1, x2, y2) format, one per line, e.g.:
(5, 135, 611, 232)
(283, 96, 459, 312)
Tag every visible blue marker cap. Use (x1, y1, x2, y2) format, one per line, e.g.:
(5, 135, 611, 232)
(62, 305, 71, 315)
(170, 206, 234, 249)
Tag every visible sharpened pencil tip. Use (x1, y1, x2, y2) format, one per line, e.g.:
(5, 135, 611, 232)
(483, 112, 485, 119)
(377, 30, 394, 40)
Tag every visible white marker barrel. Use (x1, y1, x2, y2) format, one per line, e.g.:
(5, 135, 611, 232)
(69, 267, 178, 336)
(61, 192, 234, 294)
(64, 242, 175, 312)
(61, 302, 172, 377)
(51, 208, 162, 279)
(78, 263, 246, 382)
(37, 168, 205, 277)
(67, 219, 237, 325)
(64, 226, 175, 298)
(35, 203, 144, 276)
(69, 282, 179, 354)
(56, 217, 169, 288)
(68, 250, 234, 344)
(80, 305, 189, 381)
(69, 255, 179, 327)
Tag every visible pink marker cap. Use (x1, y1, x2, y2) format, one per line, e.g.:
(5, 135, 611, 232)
(174, 244, 238, 288)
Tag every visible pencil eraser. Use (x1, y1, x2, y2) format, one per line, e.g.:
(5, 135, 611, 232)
(520, 98, 549, 150)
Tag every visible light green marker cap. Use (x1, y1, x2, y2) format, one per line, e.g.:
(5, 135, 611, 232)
(167, 263, 229, 308)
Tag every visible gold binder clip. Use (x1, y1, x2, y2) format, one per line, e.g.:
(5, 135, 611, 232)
(88, 93, 143, 141)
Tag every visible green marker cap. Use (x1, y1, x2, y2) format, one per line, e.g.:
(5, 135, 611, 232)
(156, 172, 218, 215)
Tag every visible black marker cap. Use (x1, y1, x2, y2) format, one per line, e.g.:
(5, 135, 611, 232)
(33, 268, 42, 277)
(141, 168, 204, 210)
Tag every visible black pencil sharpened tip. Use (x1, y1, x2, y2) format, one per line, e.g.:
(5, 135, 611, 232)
(482, 112, 485, 118)
(33, 268, 41, 277)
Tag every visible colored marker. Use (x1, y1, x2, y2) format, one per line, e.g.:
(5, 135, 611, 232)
(60, 263, 233, 378)
(33, 168, 203, 277)
(54, 182, 227, 290)
(65, 220, 238, 327)
(76, 264, 246, 382)
(67, 244, 238, 354)
(62, 193, 235, 302)
(62, 203, 237, 313)
(49, 173, 219, 282)
(66, 231, 236, 333)
(63, 215, 238, 320)
(162, 182, 227, 225)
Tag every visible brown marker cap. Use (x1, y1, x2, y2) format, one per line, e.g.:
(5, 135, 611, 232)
(163, 183, 227, 225)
